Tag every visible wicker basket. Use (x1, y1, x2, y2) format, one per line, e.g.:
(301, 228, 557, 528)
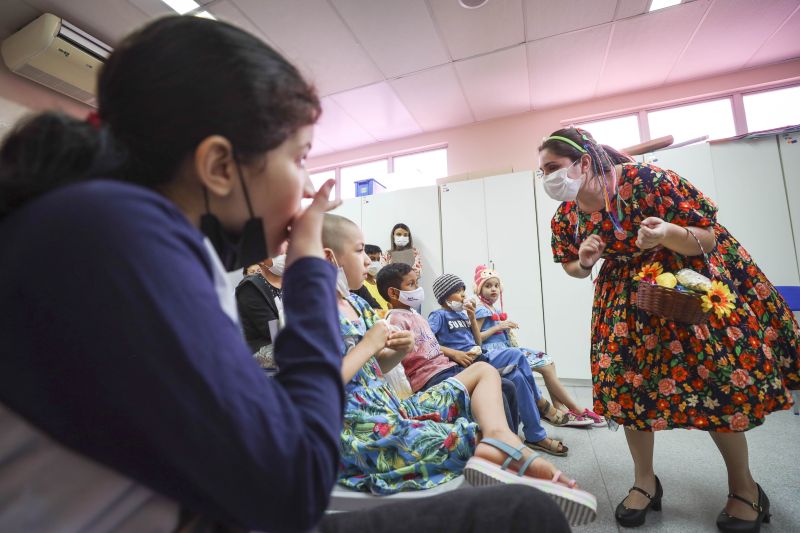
(636, 281, 709, 324)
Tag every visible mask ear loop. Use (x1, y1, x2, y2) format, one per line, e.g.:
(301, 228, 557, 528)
(233, 152, 256, 219)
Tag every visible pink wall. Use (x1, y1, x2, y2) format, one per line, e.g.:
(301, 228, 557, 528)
(308, 58, 800, 176)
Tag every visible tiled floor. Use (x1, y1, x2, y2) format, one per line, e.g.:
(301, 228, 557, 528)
(540, 383, 800, 533)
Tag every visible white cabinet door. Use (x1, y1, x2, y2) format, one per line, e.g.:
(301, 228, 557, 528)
(535, 182, 595, 380)
(439, 179, 490, 289)
(483, 171, 546, 351)
(361, 186, 443, 317)
(710, 137, 800, 285)
(331, 197, 362, 227)
(779, 133, 800, 284)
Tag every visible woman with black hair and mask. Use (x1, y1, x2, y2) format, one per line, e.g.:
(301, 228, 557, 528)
(0, 16, 570, 533)
(539, 127, 799, 531)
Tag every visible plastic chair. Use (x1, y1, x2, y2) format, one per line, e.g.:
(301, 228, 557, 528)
(775, 286, 800, 415)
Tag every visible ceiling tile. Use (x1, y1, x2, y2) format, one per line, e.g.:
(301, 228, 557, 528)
(615, 0, 650, 20)
(204, 0, 272, 44)
(331, 82, 422, 141)
(390, 63, 474, 131)
(233, 0, 383, 96)
(314, 97, 376, 151)
(746, 4, 800, 67)
(23, 0, 152, 44)
(428, 0, 525, 60)
(527, 24, 611, 108)
(525, 0, 616, 40)
(596, 0, 710, 96)
(455, 45, 530, 121)
(0, 0, 41, 40)
(668, 0, 799, 82)
(331, 0, 449, 78)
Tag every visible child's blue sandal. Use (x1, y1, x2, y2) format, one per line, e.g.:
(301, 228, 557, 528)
(464, 437, 597, 526)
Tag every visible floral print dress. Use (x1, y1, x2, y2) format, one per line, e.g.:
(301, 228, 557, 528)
(551, 163, 799, 432)
(337, 294, 478, 494)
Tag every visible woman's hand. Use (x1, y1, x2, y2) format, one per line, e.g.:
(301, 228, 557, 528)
(578, 234, 605, 268)
(285, 179, 341, 267)
(636, 217, 668, 250)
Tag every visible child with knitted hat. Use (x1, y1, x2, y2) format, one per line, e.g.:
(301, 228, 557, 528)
(429, 273, 570, 456)
(473, 265, 605, 428)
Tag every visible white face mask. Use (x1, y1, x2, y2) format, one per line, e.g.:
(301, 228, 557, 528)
(367, 261, 381, 277)
(542, 159, 582, 202)
(398, 287, 424, 306)
(336, 267, 350, 297)
(268, 254, 286, 276)
(446, 299, 464, 312)
(394, 235, 410, 248)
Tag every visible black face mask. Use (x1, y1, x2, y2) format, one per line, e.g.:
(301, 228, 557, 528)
(199, 157, 268, 272)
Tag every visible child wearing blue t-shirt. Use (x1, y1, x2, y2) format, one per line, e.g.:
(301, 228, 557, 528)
(472, 265, 605, 429)
(429, 274, 569, 456)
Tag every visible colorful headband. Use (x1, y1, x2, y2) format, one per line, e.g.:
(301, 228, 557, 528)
(545, 135, 587, 154)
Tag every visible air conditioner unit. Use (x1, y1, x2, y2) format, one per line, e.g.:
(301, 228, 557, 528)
(1, 13, 112, 107)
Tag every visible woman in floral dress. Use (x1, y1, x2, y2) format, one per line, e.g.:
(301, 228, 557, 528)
(539, 127, 799, 530)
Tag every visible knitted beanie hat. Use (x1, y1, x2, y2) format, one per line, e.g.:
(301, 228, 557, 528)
(432, 273, 466, 304)
(473, 264, 501, 296)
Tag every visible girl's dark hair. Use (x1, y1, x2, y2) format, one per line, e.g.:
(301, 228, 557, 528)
(389, 223, 413, 251)
(537, 127, 633, 173)
(0, 16, 320, 218)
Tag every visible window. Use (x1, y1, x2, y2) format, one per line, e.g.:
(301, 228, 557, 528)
(301, 169, 336, 207)
(648, 98, 735, 144)
(386, 148, 448, 190)
(743, 86, 800, 132)
(574, 115, 641, 150)
(339, 159, 389, 200)
(649, 0, 681, 12)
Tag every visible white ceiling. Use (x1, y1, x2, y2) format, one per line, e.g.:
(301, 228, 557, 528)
(1, 0, 799, 157)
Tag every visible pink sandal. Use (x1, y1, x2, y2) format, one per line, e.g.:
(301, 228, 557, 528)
(574, 409, 608, 428)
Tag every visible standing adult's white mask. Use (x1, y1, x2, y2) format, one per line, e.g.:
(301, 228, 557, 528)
(394, 236, 410, 248)
(542, 159, 582, 202)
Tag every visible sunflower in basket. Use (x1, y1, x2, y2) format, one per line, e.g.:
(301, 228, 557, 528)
(633, 262, 663, 283)
(701, 280, 736, 318)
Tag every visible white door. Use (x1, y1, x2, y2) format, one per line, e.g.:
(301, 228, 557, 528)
(361, 186, 443, 317)
(778, 132, 800, 285)
(535, 180, 595, 380)
(439, 179, 490, 292)
(483, 171, 546, 351)
(331, 197, 362, 227)
(710, 137, 800, 285)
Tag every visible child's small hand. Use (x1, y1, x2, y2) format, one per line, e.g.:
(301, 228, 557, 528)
(451, 350, 473, 368)
(386, 330, 415, 353)
(464, 299, 476, 316)
(363, 320, 389, 352)
(497, 321, 519, 331)
(466, 346, 482, 356)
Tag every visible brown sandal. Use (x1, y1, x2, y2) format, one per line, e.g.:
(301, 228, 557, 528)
(525, 437, 569, 457)
(539, 399, 569, 425)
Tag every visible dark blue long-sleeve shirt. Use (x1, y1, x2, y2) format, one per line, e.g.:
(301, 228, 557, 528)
(0, 181, 344, 531)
